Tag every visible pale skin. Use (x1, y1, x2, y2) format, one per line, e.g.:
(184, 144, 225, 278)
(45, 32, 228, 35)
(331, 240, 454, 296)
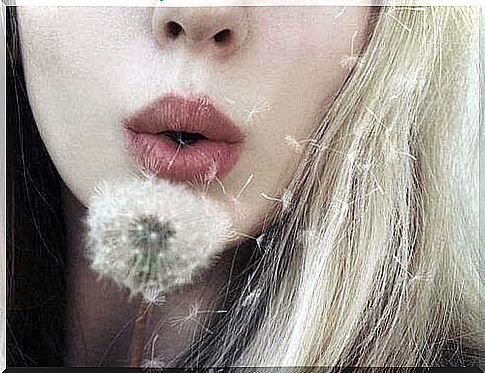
(17, 6, 373, 366)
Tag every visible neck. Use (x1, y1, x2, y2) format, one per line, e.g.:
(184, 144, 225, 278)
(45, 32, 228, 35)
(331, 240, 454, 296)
(62, 184, 252, 367)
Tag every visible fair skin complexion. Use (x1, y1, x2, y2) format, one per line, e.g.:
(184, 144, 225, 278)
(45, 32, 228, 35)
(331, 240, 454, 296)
(17, 6, 371, 366)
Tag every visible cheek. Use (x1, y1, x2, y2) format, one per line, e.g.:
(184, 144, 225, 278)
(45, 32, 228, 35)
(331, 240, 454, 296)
(219, 8, 371, 234)
(248, 8, 371, 147)
(264, 7, 369, 148)
(259, 7, 370, 86)
(17, 9, 154, 205)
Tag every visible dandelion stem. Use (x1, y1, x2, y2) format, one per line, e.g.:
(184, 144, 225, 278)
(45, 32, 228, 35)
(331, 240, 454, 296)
(129, 300, 151, 367)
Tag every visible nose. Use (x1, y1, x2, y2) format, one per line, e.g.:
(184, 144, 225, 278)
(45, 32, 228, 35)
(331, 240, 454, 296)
(152, 7, 250, 58)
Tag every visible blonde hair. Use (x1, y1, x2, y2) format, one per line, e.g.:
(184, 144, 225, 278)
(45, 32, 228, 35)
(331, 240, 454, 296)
(177, 5, 482, 368)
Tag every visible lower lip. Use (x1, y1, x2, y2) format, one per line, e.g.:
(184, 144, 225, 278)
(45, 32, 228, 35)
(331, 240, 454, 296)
(124, 129, 244, 183)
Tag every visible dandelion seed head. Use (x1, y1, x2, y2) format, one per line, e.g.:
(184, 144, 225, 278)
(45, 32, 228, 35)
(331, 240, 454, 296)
(86, 177, 233, 302)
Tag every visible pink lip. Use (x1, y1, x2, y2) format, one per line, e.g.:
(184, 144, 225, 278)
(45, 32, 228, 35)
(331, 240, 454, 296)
(122, 95, 245, 183)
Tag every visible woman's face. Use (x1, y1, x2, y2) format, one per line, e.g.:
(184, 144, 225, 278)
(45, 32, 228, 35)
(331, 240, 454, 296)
(17, 6, 370, 237)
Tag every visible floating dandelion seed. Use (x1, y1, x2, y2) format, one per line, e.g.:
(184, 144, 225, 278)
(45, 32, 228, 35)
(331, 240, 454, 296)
(260, 189, 292, 212)
(223, 93, 271, 128)
(86, 177, 234, 302)
(169, 302, 224, 335)
(241, 288, 262, 307)
(143, 286, 167, 306)
(256, 234, 266, 253)
(281, 190, 293, 211)
(340, 31, 362, 71)
(389, 67, 427, 100)
(284, 135, 304, 154)
(333, 5, 347, 18)
(340, 55, 362, 71)
(204, 161, 218, 184)
(142, 357, 166, 369)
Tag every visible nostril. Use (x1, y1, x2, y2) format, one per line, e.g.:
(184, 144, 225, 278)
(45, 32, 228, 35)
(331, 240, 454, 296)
(213, 29, 232, 45)
(165, 21, 184, 39)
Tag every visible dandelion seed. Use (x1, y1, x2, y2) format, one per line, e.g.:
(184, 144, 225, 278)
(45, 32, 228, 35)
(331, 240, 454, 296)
(346, 151, 358, 163)
(328, 198, 352, 216)
(401, 6, 427, 11)
(204, 161, 218, 184)
(282, 190, 293, 211)
(142, 357, 166, 369)
(303, 228, 323, 248)
(144, 287, 167, 306)
(340, 55, 362, 71)
(235, 231, 258, 241)
(365, 106, 390, 133)
(340, 31, 362, 71)
(410, 271, 433, 283)
(334, 5, 347, 19)
(361, 165, 385, 195)
(392, 254, 413, 278)
(234, 174, 254, 202)
(214, 176, 227, 196)
(241, 288, 262, 307)
(357, 187, 383, 202)
(244, 100, 271, 126)
(141, 334, 165, 369)
(284, 135, 304, 154)
(395, 150, 417, 161)
(86, 177, 233, 301)
(260, 193, 282, 203)
(223, 94, 271, 128)
(256, 234, 265, 252)
(389, 68, 426, 100)
(166, 144, 182, 171)
(360, 162, 372, 171)
(387, 11, 412, 32)
(170, 302, 216, 334)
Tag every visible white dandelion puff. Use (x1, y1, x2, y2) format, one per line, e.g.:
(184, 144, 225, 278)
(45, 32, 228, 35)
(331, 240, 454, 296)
(86, 177, 234, 302)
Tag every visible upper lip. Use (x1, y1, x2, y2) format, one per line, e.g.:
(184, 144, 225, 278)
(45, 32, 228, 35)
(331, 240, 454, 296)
(122, 94, 245, 144)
